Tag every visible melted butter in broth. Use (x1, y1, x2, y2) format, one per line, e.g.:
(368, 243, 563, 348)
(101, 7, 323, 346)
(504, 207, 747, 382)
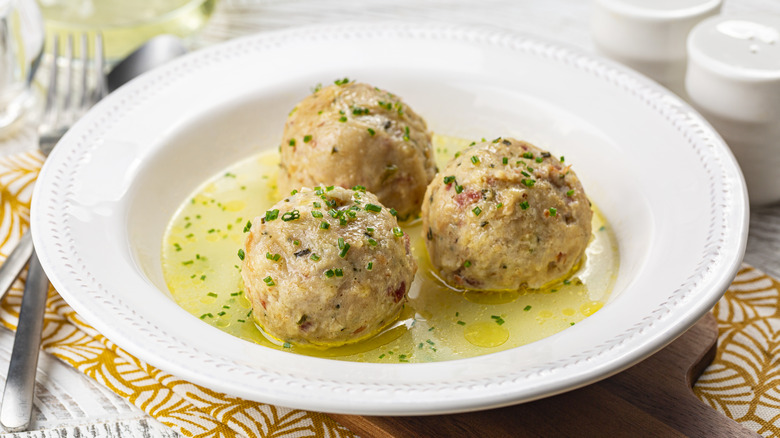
(162, 135, 619, 363)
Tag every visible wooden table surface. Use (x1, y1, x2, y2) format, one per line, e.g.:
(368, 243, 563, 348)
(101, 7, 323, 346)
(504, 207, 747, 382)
(2, 0, 779, 437)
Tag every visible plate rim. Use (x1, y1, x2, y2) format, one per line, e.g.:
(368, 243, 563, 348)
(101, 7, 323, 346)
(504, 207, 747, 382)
(31, 21, 749, 415)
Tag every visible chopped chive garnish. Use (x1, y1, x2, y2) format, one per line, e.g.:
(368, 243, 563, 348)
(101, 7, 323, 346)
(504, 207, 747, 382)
(464, 260, 472, 268)
(281, 210, 300, 221)
(521, 179, 535, 187)
(311, 211, 323, 218)
(339, 241, 350, 258)
(455, 185, 464, 194)
(263, 276, 275, 286)
(289, 138, 296, 146)
(320, 222, 330, 230)
(367, 262, 373, 270)
(560, 156, 565, 162)
(549, 208, 557, 216)
(520, 201, 529, 210)
(207, 292, 218, 298)
(496, 202, 503, 209)
(471, 156, 480, 165)
(524, 305, 532, 311)
(457, 321, 466, 326)
(303, 135, 312, 143)
(535, 156, 543, 163)
(334, 268, 343, 277)
(266, 252, 281, 262)
(325, 269, 335, 278)
(367, 128, 376, 136)
(443, 175, 456, 184)
(566, 189, 575, 196)
(243, 220, 252, 233)
(389, 208, 397, 216)
(366, 227, 375, 234)
(491, 315, 505, 325)
(310, 253, 321, 261)
(237, 249, 245, 260)
(523, 152, 534, 159)
(472, 206, 482, 216)
(392, 227, 403, 237)
(265, 209, 280, 221)
(368, 238, 378, 246)
(365, 203, 382, 213)
(502, 157, 508, 165)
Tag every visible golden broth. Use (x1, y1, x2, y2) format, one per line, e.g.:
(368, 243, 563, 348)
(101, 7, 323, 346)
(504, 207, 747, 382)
(161, 135, 619, 363)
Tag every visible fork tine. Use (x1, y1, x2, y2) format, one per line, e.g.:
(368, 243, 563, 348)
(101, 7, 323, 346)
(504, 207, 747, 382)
(78, 33, 89, 115)
(60, 34, 73, 126)
(42, 35, 59, 128)
(94, 32, 107, 102)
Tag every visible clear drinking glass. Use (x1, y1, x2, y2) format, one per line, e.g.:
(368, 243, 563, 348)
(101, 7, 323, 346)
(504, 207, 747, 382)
(0, 0, 43, 137)
(37, 0, 217, 62)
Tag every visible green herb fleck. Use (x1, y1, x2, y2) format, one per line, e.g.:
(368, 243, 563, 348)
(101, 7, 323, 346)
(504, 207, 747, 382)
(281, 210, 300, 221)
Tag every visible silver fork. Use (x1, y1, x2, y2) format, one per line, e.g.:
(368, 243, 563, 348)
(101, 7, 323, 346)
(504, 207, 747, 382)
(0, 33, 106, 433)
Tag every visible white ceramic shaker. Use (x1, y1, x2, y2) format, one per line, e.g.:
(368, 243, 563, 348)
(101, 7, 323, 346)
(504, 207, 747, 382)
(686, 13, 780, 206)
(591, 0, 722, 98)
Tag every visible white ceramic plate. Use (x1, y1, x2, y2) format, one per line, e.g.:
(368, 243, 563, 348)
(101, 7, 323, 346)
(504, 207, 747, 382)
(32, 23, 748, 415)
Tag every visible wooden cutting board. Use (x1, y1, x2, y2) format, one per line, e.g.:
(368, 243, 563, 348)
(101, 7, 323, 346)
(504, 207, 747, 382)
(330, 313, 758, 437)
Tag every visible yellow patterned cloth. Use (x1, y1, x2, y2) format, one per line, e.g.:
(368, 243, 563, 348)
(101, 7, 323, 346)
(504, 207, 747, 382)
(694, 266, 780, 436)
(1, 151, 777, 437)
(0, 152, 355, 438)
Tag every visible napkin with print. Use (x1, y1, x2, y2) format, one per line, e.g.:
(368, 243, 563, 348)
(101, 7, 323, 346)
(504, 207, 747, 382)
(1, 151, 779, 437)
(0, 151, 355, 438)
